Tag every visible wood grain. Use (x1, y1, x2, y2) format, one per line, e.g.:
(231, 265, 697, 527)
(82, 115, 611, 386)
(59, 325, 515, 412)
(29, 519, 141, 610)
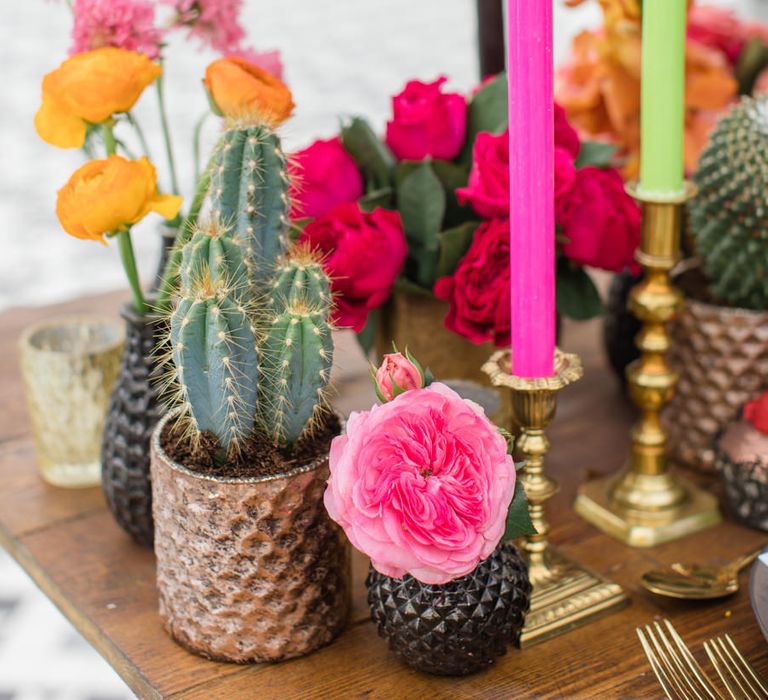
(0, 297, 766, 699)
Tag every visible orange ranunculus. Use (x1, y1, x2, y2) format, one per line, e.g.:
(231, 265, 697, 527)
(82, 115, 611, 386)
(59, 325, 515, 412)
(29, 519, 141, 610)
(35, 48, 161, 149)
(556, 1, 737, 177)
(204, 57, 294, 126)
(56, 156, 182, 243)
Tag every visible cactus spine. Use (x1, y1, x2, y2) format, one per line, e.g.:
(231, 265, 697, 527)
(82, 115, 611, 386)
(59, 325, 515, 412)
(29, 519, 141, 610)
(690, 96, 768, 310)
(209, 125, 291, 284)
(269, 247, 332, 312)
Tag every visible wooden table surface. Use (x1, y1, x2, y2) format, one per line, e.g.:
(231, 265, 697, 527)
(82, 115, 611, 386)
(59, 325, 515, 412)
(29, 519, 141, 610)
(1, 291, 766, 700)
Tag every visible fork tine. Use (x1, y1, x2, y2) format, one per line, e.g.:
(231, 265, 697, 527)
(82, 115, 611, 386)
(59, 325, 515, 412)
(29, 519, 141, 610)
(648, 623, 707, 700)
(715, 637, 761, 699)
(704, 639, 750, 700)
(638, 627, 682, 700)
(709, 635, 768, 700)
(661, 620, 723, 700)
(723, 635, 768, 697)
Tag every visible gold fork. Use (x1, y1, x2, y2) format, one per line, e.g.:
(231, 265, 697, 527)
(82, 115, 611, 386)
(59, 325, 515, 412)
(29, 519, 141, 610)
(637, 619, 725, 700)
(703, 634, 768, 700)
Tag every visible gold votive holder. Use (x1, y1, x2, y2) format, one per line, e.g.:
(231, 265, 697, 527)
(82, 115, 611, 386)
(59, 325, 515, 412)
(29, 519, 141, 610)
(574, 183, 721, 547)
(19, 316, 124, 488)
(484, 349, 628, 647)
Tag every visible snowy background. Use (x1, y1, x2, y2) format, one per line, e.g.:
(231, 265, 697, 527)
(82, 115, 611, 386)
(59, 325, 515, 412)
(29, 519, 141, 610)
(0, 0, 760, 697)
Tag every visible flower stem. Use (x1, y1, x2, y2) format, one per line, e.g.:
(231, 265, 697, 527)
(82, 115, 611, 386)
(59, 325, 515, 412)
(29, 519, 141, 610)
(192, 111, 209, 188)
(155, 69, 181, 195)
(126, 112, 153, 160)
(103, 122, 147, 314)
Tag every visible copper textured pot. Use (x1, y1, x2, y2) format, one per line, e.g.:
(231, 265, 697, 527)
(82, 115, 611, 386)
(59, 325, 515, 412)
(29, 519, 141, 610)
(150, 410, 351, 663)
(665, 281, 768, 472)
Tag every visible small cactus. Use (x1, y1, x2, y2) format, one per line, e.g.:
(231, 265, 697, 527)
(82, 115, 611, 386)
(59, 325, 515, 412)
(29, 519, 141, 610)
(269, 246, 332, 313)
(169, 271, 259, 454)
(209, 124, 291, 284)
(259, 300, 333, 449)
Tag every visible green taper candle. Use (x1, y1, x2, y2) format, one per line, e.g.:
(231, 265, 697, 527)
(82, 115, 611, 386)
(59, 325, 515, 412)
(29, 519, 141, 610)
(639, 0, 686, 197)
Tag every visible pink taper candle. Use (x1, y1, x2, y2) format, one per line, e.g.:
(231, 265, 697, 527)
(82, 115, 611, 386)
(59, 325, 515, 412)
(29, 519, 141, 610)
(507, 0, 555, 377)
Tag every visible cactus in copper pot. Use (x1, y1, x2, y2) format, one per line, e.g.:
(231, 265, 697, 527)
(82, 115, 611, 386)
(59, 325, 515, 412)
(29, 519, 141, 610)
(690, 95, 768, 310)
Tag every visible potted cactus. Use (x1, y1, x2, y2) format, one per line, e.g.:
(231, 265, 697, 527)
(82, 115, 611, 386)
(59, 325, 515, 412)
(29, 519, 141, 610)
(665, 95, 768, 472)
(150, 113, 350, 663)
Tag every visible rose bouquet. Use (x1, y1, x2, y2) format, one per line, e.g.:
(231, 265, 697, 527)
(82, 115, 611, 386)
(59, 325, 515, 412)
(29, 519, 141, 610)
(324, 350, 534, 675)
(557, 0, 768, 178)
(292, 73, 640, 357)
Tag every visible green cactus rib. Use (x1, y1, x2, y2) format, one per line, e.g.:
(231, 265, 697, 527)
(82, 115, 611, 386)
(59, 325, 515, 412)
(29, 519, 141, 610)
(259, 304, 333, 448)
(209, 125, 290, 283)
(690, 96, 768, 310)
(269, 256, 332, 312)
(170, 287, 259, 452)
(180, 225, 251, 298)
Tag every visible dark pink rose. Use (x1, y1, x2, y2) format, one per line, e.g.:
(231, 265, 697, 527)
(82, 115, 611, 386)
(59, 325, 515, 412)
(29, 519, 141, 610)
(385, 76, 467, 161)
(554, 102, 581, 159)
(289, 137, 363, 220)
(556, 167, 641, 273)
(457, 129, 576, 220)
(299, 203, 407, 332)
(434, 219, 511, 346)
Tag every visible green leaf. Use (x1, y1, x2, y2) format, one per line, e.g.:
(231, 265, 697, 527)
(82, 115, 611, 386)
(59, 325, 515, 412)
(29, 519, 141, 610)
(435, 222, 478, 279)
(736, 37, 768, 95)
(503, 478, 536, 541)
(432, 160, 475, 227)
(575, 141, 618, 169)
(341, 117, 396, 190)
(556, 260, 605, 321)
(459, 72, 508, 164)
(393, 276, 435, 298)
(358, 187, 394, 212)
(356, 310, 377, 357)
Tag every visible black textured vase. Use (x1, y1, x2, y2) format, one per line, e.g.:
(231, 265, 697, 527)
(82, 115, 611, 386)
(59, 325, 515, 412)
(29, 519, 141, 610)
(366, 542, 531, 676)
(149, 223, 178, 294)
(603, 269, 642, 385)
(101, 305, 165, 547)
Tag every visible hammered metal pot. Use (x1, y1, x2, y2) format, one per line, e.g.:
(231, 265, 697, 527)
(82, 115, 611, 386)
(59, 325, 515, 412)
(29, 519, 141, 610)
(101, 305, 165, 547)
(665, 293, 768, 472)
(150, 410, 351, 664)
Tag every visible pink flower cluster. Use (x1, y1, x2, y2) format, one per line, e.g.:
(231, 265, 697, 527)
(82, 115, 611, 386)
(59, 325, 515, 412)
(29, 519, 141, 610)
(688, 6, 768, 68)
(162, 0, 244, 53)
(324, 382, 515, 585)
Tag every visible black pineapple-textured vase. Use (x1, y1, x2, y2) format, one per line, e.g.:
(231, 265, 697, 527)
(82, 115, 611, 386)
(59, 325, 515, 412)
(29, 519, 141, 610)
(100, 305, 165, 547)
(603, 269, 642, 385)
(366, 542, 531, 676)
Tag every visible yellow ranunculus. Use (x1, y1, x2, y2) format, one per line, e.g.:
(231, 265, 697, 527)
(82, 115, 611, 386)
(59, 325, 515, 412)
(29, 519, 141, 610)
(35, 48, 161, 149)
(56, 156, 182, 243)
(204, 57, 294, 126)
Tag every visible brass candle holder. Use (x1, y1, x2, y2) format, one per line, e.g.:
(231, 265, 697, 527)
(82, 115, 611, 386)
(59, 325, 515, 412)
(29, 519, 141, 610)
(574, 183, 721, 547)
(484, 349, 627, 647)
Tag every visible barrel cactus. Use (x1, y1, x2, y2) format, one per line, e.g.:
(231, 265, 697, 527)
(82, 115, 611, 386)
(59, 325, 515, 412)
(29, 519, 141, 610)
(690, 95, 768, 310)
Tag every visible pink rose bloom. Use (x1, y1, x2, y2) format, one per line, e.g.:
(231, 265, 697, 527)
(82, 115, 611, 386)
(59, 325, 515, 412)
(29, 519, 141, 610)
(289, 138, 364, 220)
(324, 383, 515, 585)
(687, 6, 746, 66)
(385, 77, 467, 161)
(70, 0, 164, 59)
(163, 0, 245, 53)
(457, 129, 576, 220)
(299, 203, 407, 332)
(557, 167, 641, 273)
(225, 47, 284, 80)
(374, 352, 424, 401)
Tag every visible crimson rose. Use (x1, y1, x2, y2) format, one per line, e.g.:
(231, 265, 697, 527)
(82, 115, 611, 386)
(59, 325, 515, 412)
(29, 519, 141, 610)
(433, 219, 511, 346)
(299, 203, 407, 332)
(385, 76, 467, 161)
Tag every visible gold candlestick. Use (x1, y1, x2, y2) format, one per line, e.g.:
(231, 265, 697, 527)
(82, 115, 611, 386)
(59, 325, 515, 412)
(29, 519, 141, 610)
(484, 349, 627, 647)
(574, 184, 721, 547)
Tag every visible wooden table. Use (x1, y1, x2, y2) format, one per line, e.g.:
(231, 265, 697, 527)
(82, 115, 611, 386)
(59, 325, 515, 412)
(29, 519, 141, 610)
(1, 292, 766, 699)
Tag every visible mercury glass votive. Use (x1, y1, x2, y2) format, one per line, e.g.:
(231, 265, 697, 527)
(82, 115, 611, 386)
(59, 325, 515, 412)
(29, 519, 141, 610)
(19, 316, 124, 488)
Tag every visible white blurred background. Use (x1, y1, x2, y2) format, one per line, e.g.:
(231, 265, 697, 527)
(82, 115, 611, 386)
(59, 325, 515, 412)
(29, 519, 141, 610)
(0, 0, 760, 697)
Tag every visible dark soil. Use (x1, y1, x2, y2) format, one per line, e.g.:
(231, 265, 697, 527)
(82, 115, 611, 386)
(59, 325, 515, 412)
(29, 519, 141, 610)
(161, 411, 341, 479)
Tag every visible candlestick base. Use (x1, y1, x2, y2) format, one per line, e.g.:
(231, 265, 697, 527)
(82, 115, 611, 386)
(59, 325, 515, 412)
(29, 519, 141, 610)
(520, 545, 628, 647)
(574, 470, 721, 548)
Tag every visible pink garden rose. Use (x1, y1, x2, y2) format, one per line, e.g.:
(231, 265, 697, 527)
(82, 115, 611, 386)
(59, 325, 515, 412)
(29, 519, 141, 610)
(374, 352, 425, 401)
(324, 382, 515, 584)
(289, 137, 364, 220)
(299, 203, 407, 332)
(385, 77, 467, 161)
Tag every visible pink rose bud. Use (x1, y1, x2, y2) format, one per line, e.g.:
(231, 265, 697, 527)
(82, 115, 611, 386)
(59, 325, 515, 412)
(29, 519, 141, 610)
(374, 351, 425, 401)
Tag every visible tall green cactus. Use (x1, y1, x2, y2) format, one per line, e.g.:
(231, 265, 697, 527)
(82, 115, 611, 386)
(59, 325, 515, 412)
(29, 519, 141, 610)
(209, 125, 290, 284)
(269, 247, 332, 312)
(259, 301, 333, 448)
(169, 272, 259, 454)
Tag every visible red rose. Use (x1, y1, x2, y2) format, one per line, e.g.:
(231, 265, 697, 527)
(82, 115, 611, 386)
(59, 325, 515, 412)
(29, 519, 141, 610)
(433, 219, 511, 346)
(554, 102, 580, 159)
(289, 137, 363, 220)
(744, 391, 768, 434)
(556, 167, 641, 273)
(385, 76, 467, 161)
(299, 203, 407, 332)
(458, 129, 576, 220)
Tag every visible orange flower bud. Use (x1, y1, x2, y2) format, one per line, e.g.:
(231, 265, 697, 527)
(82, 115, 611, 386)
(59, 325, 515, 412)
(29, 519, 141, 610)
(35, 48, 161, 149)
(204, 57, 294, 126)
(56, 156, 182, 243)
